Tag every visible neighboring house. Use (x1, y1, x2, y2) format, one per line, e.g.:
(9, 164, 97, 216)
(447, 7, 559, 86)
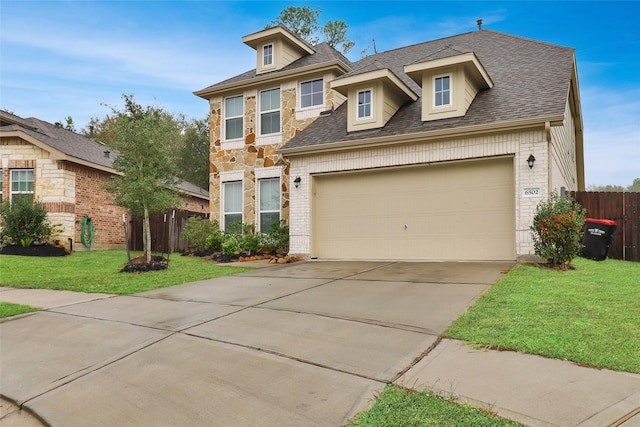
(0, 111, 209, 250)
(197, 25, 584, 261)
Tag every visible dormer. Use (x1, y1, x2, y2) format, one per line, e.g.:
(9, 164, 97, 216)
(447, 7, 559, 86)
(404, 48, 493, 122)
(242, 25, 315, 75)
(331, 63, 418, 132)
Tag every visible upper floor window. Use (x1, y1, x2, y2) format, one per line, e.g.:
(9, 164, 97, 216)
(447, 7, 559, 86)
(224, 95, 243, 140)
(300, 78, 323, 109)
(357, 89, 372, 119)
(11, 169, 34, 204)
(434, 75, 451, 107)
(260, 88, 280, 135)
(263, 44, 274, 67)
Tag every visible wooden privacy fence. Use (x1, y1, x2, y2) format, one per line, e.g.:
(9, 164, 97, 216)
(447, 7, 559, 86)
(570, 191, 639, 262)
(129, 210, 207, 253)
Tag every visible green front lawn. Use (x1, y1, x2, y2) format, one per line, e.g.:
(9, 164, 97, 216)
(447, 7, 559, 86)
(445, 257, 640, 373)
(348, 385, 524, 427)
(0, 302, 39, 318)
(0, 250, 253, 295)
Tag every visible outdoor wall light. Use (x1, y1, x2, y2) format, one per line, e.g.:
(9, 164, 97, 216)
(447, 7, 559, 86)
(527, 154, 536, 169)
(293, 176, 301, 188)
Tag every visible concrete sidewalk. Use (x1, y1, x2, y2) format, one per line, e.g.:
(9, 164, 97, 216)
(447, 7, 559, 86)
(397, 338, 640, 426)
(1, 262, 639, 426)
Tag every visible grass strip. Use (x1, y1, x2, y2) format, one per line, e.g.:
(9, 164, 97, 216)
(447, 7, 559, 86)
(0, 250, 253, 295)
(445, 257, 640, 373)
(347, 385, 524, 426)
(0, 302, 39, 318)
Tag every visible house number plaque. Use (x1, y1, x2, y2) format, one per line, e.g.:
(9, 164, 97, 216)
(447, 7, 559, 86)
(522, 187, 541, 197)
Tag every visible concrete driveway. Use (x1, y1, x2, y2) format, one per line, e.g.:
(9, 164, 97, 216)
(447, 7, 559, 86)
(0, 261, 512, 426)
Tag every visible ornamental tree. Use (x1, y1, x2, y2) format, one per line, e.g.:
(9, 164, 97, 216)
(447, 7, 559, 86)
(104, 95, 181, 264)
(530, 192, 586, 268)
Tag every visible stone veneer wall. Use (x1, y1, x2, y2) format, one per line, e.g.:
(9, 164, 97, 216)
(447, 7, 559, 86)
(209, 77, 340, 229)
(288, 128, 552, 259)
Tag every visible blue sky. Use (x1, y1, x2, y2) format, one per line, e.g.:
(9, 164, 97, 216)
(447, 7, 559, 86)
(1, 1, 638, 187)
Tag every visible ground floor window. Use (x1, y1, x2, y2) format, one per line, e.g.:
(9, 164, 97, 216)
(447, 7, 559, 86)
(11, 169, 34, 204)
(259, 177, 280, 232)
(223, 180, 242, 231)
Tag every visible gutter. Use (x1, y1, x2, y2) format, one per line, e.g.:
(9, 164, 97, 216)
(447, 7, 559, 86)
(278, 115, 565, 157)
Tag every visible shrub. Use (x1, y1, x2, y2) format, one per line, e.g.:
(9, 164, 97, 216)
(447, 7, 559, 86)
(204, 229, 224, 252)
(261, 221, 289, 254)
(0, 198, 60, 245)
(530, 192, 586, 267)
(182, 216, 218, 252)
(221, 236, 241, 258)
(240, 233, 261, 255)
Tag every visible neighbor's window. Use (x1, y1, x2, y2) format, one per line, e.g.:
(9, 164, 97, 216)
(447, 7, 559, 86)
(357, 89, 372, 119)
(259, 178, 280, 232)
(263, 44, 273, 67)
(434, 75, 451, 107)
(223, 181, 243, 231)
(11, 169, 34, 204)
(224, 95, 243, 140)
(300, 78, 324, 108)
(260, 88, 280, 135)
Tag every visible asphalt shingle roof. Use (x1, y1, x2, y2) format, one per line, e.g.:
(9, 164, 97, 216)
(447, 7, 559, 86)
(0, 111, 208, 198)
(195, 42, 353, 95)
(1, 113, 116, 169)
(280, 30, 576, 152)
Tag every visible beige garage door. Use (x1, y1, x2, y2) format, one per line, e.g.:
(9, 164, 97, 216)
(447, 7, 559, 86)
(312, 157, 515, 261)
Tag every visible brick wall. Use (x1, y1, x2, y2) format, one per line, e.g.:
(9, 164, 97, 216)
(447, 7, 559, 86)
(65, 163, 127, 250)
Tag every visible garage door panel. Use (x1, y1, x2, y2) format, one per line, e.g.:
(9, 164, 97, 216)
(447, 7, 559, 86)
(312, 158, 515, 261)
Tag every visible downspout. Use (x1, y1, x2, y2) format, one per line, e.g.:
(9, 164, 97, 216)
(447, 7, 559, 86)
(545, 121, 552, 194)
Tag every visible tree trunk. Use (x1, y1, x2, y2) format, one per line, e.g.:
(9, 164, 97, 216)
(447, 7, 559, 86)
(143, 205, 152, 264)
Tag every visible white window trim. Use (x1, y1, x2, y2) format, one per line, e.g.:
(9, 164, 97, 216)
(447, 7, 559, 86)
(221, 179, 243, 231)
(356, 88, 373, 120)
(257, 177, 281, 233)
(255, 167, 283, 233)
(259, 87, 281, 137)
(433, 74, 452, 108)
(298, 78, 325, 111)
(255, 166, 283, 180)
(220, 170, 244, 230)
(262, 43, 274, 68)
(222, 95, 244, 146)
(10, 168, 34, 203)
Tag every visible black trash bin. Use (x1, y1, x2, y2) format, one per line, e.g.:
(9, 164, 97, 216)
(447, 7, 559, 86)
(581, 218, 617, 261)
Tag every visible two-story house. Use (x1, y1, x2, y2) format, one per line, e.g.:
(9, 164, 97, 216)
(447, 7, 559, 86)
(194, 25, 352, 234)
(197, 25, 584, 262)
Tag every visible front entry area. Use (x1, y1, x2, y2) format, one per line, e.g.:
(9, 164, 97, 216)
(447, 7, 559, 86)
(311, 157, 515, 261)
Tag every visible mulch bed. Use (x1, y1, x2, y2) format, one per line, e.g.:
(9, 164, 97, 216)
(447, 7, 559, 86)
(120, 255, 168, 273)
(1, 244, 69, 257)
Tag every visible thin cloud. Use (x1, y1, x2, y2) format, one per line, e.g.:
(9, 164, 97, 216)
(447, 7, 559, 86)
(581, 86, 640, 186)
